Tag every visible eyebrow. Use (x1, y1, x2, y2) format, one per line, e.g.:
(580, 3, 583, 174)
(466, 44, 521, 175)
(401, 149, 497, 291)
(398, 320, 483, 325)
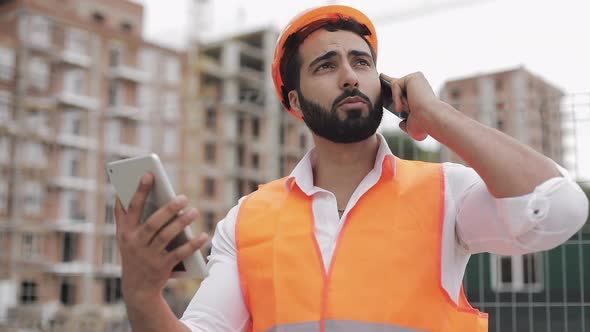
(308, 50, 373, 70)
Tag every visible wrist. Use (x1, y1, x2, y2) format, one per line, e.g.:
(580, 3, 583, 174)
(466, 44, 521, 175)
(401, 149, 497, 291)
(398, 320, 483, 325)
(124, 289, 164, 308)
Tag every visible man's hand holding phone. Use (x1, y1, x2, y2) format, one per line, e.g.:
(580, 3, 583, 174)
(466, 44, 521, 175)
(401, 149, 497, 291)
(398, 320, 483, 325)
(114, 172, 209, 305)
(380, 72, 442, 141)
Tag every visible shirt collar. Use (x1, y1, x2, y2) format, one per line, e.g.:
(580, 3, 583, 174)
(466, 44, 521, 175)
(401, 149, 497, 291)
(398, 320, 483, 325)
(285, 133, 397, 193)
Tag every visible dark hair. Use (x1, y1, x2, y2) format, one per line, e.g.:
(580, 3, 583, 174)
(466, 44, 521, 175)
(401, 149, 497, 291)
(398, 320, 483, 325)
(280, 16, 376, 109)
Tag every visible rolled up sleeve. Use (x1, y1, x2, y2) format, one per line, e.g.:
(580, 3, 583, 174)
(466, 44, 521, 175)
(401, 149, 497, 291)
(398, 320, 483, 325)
(455, 164, 589, 255)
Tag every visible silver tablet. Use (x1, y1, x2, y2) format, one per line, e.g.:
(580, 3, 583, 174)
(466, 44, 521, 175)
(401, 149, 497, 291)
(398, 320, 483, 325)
(106, 153, 208, 279)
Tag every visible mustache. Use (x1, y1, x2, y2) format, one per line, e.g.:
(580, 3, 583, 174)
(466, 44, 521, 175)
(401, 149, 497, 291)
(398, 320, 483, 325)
(332, 88, 371, 109)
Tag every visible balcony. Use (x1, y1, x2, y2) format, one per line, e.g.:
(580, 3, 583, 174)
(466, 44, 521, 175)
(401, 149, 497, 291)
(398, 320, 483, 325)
(59, 49, 92, 68)
(106, 143, 147, 158)
(45, 261, 92, 275)
(97, 263, 121, 277)
(197, 56, 225, 78)
(56, 133, 97, 150)
(49, 176, 96, 191)
(106, 104, 146, 121)
(57, 92, 99, 111)
(110, 64, 147, 83)
(49, 218, 93, 233)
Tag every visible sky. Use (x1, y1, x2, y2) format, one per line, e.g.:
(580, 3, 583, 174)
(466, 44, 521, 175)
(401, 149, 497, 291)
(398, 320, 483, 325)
(135, 0, 590, 180)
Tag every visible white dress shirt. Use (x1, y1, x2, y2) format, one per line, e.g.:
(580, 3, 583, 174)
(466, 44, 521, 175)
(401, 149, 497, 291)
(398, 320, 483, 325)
(181, 134, 588, 332)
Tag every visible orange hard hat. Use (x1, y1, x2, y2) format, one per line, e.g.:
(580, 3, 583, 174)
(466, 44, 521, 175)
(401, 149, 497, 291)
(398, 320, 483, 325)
(271, 5, 378, 119)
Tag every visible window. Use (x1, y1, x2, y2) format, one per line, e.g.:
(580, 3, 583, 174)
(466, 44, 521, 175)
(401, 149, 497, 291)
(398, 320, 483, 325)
(235, 179, 245, 201)
(279, 124, 285, 145)
(491, 254, 544, 292)
(107, 80, 122, 106)
(204, 143, 216, 162)
(28, 57, 49, 90)
(109, 45, 123, 68)
(138, 85, 153, 113)
(23, 181, 43, 215)
(495, 79, 503, 91)
(62, 232, 76, 262)
(65, 28, 87, 55)
(63, 110, 82, 135)
(139, 49, 158, 79)
(162, 129, 178, 155)
(16, 141, 39, 166)
(64, 69, 85, 95)
(60, 279, 76, 306)
(19, 141, 47, 167)
(63, 148, 81, 177)
(237, 113, 246, 136)
(21, 233, 40, 260)
(205, 106, 216, 128)
(0, 45, 15, 80)
(26, 110, 48, 131)
(0, 231, 5, 252)
(105, 200, 115, 224)
(236, 145, 245, 167)
(67, 192, 83, 221)
(0, 90, 12, 122)
(252, 117, 260, 138)
(92, 12, 104, 24)
(205, 211, 215, 232)
(164, 57, 180, 84)
(29, 15, 51, 48)
(120, 22, 133, 33)
(105, 120, 121, 145)
(251, 153, 259, 169)
(20, 280, 38, 304)
(102, 237, 118, 264)
(0, 178, 7, 211)
(163, 92, 178, 120)
(104, 278, 122, 304)
(205, 177, 219, 199)
(0, 136, 9, 165)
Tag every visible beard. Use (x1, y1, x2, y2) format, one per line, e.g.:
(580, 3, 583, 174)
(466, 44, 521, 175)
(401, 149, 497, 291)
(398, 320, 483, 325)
(296, 87, 383, 144)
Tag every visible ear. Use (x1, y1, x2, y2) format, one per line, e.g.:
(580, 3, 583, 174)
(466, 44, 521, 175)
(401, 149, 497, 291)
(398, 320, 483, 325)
(288, 90, 304, 120)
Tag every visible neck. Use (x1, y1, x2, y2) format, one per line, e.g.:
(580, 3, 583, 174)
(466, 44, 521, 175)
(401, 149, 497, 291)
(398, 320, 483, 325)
(312, 134, 380, 208)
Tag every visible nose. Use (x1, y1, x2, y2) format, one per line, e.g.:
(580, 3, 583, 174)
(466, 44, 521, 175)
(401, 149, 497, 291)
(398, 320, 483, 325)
(339, 62, 359, 90)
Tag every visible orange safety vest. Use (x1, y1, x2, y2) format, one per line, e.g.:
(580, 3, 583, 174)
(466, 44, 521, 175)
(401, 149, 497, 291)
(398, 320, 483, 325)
(236, 157, 488, 332)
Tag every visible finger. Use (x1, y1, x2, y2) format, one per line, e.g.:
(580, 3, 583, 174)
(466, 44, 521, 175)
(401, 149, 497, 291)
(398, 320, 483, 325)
(406, 118, 429, 141)
(114, 198, 126, 225)
(127, 172, 154, 225)
(164, 233, 210, 270)
(399, 120, 408, 134)
(391, 80, 405, 115)
(150, 208, 199, 253)
(136, 195, 188, 246)
(379, 73, 395, 83)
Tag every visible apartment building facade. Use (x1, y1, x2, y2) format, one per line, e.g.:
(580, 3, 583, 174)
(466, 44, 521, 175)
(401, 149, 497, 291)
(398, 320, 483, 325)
(184, 28, 311, 242)
(439, 66, 565, 165)
(0, 0, 184, 330)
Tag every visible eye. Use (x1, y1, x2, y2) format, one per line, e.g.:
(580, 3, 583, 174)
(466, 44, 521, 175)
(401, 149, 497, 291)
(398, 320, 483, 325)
(355, 59, 371, 67)
(315, 62, 335, 72)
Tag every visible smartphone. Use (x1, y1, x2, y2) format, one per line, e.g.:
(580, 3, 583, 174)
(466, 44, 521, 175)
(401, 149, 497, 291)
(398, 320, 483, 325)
(380, 75, 408, 120)
(106, 153, 208, 279)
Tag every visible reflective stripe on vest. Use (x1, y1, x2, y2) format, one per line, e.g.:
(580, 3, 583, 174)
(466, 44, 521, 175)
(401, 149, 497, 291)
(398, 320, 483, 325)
(236, 156, 488, 332)
(263, 320, 425, 332)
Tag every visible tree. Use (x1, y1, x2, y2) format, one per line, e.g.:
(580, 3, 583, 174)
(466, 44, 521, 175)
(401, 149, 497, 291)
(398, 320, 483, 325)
(381, 130, 440, 162)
